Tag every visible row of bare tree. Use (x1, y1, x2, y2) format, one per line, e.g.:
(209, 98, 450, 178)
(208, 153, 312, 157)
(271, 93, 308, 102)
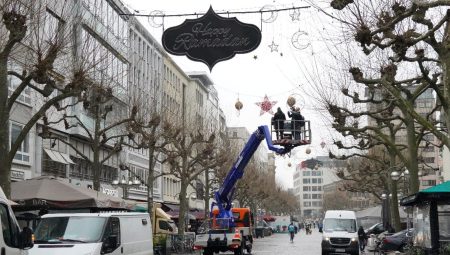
(0, 1, 297, 235)
(304, 0, 450, 231)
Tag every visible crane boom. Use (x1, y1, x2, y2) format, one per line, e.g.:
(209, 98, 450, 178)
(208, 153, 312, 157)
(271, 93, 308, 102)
(212, 125, 294, 219)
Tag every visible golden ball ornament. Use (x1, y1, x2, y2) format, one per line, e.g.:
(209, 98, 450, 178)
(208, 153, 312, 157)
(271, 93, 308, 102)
(305, 147, 311, 154)
(287, 96, 296, 107)
(235, 100, 243, 110)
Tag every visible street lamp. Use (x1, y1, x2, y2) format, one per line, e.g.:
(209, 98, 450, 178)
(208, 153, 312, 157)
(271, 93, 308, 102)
(381, 193, 390, 229)
(112, 164, 144, 198)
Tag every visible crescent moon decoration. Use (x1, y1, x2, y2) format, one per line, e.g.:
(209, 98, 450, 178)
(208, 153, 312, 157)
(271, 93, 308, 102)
(260, 5, 278, 23)
(291, 30, 310, 50)
(147, 10, 164, 28)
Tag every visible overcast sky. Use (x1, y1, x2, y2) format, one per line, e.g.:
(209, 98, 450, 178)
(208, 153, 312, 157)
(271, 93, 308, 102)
(123, 0, 337, 188)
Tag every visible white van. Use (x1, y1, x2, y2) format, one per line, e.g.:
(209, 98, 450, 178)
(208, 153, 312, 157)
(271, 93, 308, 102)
(30, 212, 153, 255)
(0, 187, 34, 254)
(321, 210, 359, 255)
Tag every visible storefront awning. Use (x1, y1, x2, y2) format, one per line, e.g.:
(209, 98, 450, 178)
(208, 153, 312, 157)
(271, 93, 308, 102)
(44, 149, 74, 165)
(400, 181, 450, 206)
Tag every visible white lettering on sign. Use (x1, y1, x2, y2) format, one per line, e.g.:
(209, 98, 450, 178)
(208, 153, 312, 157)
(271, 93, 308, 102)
(173, 22, 251, 51)
(101, 187, 118, 197)
(11, 170, 24, 180)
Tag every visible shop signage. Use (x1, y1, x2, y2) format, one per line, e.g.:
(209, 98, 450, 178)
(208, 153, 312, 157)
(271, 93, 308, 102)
(11, 170, 24, 180)
(162, 6, 262, 70)
(101, 187, 119, 197)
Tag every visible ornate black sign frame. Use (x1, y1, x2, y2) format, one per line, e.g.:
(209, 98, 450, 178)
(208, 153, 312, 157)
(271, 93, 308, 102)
(162, 6, 262, 70)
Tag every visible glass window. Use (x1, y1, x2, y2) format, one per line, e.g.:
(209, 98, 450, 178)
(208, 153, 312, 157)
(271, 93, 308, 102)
(303, 186, 310, 191)
(303, 179, 310, 184)
(34, 217, 107, 243)
(0, 203, 19, 247)
(323, 218, 356, 232)
(10, 122, 30, 162)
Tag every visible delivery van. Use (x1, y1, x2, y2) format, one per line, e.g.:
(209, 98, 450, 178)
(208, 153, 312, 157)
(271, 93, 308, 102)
(0, 187, 34, 254)
(321, 210, 359, 255)
(30, 212, 153, 255)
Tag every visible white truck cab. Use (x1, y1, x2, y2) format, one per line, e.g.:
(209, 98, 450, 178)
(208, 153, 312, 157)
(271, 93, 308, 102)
(0, 187, 34, 255)
(29, 212, 153, 255)
(321, 210, 359, 255)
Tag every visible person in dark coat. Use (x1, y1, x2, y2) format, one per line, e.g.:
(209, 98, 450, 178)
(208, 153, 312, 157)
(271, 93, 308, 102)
(288, 107, 304, 140)
(272, 107, 286, 139)
(358, 226, 368, 252)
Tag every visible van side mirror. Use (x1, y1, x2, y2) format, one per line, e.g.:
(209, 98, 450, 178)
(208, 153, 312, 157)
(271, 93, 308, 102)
(19, 227, 34, 249)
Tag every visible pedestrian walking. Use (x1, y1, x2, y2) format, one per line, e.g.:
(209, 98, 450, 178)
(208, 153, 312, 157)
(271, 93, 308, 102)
(358, 226, 368, 252)
(288, 222, 295, 242)
(272, 107, 286, 140)
(287, 107, 304, 140)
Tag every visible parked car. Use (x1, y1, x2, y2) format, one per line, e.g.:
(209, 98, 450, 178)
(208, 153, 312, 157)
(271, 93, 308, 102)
(366, 223, 385, 235)
(379, 228, 414, 252)
(255, 220, 272, 238)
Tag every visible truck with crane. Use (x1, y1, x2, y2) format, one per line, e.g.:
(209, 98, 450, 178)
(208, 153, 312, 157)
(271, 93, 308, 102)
(193, 122, 310, 255)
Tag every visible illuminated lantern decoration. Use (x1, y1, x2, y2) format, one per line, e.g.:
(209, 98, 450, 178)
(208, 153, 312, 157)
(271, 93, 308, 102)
(287, 96, 296, 107)
(305, 147, 311, 154)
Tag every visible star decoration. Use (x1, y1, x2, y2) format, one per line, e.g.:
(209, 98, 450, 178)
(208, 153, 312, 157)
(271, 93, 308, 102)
(289, 9, 301, 21)
(255, 95, 277, 115)
(253, 55, 258, 60)
(268, 40, 279, 52)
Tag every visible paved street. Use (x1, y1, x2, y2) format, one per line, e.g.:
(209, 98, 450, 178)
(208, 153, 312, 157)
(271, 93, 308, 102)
(251, 230, 322, 255)
(190, 229, 323, 255)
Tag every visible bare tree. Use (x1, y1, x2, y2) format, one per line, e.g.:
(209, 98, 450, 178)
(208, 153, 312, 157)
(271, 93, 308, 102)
(41, 83, 138, 191)
(162, 121, 226, 234)
(320, 0, 450, 191)
(0, 1, 92, 197)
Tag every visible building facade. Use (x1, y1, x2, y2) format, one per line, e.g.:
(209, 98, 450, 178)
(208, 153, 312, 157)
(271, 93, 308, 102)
(6, 0, 227, 219)
(293, 156, 343, 219)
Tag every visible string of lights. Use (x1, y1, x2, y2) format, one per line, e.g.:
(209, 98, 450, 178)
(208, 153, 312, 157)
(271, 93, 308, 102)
(120, 5, 310, 18)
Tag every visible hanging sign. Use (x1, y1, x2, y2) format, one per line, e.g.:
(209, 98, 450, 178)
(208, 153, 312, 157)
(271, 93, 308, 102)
(162, 6, 262, 70)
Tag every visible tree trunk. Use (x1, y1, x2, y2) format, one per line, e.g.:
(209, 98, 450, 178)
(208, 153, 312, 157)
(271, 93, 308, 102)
(178, 180, 188, 235)
(0, 53, 10, 197)
(405, 115, 420, 194)
(93, 112, 101, 191)
(204, 169, 210, 220)
(147, 147, 155, 221)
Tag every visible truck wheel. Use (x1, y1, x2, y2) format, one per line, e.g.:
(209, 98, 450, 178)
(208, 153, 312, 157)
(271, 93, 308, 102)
(234, 243, 244, 255)
(203, 249, 213, 255)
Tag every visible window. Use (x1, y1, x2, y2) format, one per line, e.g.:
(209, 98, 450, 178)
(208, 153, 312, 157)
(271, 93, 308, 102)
(303, 171, 310, 176)
(421, 180, 436, 186)
(8, 75, 31, 105)
(303, 194, 311, 199)
(10, 122, 29, 163)
(312, 186, 322, 191)
(303, 179, 310, 184)
(422, 157, 435, 163)
(312, 178, 318, 184)
(312, 194, 322, 199)
(0, 203, 20, 247)
(303, 186, 310, 192)
(303, 202, 311, 207)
